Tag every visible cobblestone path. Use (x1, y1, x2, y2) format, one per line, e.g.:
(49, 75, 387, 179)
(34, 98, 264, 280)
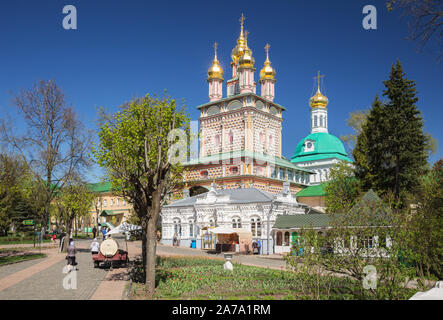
(0, 240, 109, 300)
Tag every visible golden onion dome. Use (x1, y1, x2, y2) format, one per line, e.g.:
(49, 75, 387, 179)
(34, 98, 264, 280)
(238, 47, 255, 69)
(259, 44, 276, 81)
(309, 86, 329, 108)
(231, 13, 248, 65)
(207, 42, 224, 81)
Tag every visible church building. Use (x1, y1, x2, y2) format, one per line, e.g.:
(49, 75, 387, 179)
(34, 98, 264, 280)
(160, 14, 352, 253)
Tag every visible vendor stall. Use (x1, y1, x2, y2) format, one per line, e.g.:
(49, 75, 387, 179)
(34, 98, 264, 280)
(208, 227, 253, 254)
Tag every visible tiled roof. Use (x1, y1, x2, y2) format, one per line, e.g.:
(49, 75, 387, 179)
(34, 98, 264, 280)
(273, 214, 331, 229)
(165, 187, 276, 208)
(296, 183, 328, 198)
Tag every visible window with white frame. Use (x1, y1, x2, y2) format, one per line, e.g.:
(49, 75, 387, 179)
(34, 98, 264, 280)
(232, 217, 242, 228)
(173, 218, 182, 236)
(251, 217, 262, 237)
(189, 220, 194, 237)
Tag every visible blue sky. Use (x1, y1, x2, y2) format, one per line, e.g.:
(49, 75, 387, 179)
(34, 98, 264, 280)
(0, 0, 441, 182)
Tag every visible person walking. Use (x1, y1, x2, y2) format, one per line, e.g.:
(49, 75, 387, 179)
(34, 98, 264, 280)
(257, 239, 262, 255)
(173, 233, 177, 246)
(52, 228, 57, 244)
(67, 239, 77, 272)
(59, 230, 66, 252)
(92, 226, 97, 239)
(101, 227, 107, 240)
(90, 238, 100, 256)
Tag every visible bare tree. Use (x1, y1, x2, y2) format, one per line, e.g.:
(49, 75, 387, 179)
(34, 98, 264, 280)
(0, 80, 92, 234)
(387, 0, 443, 60)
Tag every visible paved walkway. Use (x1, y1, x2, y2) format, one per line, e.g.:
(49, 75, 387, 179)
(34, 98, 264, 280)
(0, 240, 287, 300)
(0, 239, 109, 300)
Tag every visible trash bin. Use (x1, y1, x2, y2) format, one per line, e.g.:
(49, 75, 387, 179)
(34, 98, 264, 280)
(191, 240, 196, 248)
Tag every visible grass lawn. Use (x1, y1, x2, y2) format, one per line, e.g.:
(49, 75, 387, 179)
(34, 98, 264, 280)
(129, 256, 412, 300)
(0, 252, 47, 265)
(0, 239, 52, 245)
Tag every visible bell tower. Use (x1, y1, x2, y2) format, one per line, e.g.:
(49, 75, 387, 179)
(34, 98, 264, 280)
(310, 71, 328, 134)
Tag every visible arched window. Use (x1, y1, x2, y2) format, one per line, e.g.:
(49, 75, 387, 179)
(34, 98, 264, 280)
(209, 219, 215, 227)
(251, 217, 262, 237)
(320, 115, 323, 127)
(284, 232, 290, 246)
(200, 170, 209, 179)
(232, 217, 241, 228)
(228, 130, 234, 144)
(173, 218, 181, 236)
(314, 115, 318, 127)
(259, 131, 265, 144)
(270, 106, 278, 115)
(255, 100, 265, 111)
(189, 220, 194, 237)
(276, 232, 282, 246)
(214, 134, 220, 145)
(207, 105, 220, 116)
(227, 100, 242, 111)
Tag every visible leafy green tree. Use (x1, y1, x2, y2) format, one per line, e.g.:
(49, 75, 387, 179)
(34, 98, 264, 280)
(0, 80, 92, 234)
(408, 159, 443, 282)
(287, 191, 416, 299)
(340, 110, 369, 152)
(354, 61, 428, 203)
(92, 93, 190, 297)
(325, 161, 361, 214)
(0, 153, 32, 235)
(57, 182, 95, 251)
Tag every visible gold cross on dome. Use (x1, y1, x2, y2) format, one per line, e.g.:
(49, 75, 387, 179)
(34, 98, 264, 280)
(239, 13, 245, 27)
(265, 43, 270, 56)
(313, 70, 325, 90)
(213, 42, 218, 55)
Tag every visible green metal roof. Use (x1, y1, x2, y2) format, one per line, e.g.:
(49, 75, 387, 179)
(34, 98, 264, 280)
(195, 93, 286, 111)
(296, 183, 328, 198)
(100, 210, 124, 217)
(184, 150, 314, 173)
(291, 132, 352, 163)
(89, 182, 112, 193)
(273, 214, 331, 229)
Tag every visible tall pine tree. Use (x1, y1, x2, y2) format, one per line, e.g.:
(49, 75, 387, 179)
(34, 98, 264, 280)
(354, 60, 427, 202)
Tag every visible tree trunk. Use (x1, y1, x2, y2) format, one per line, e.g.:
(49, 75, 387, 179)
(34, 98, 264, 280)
(145, 217, 157, 298)
(141, 215, 148, 281)
(145, 190, 162, 298)
(63, 210, 75, 252)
